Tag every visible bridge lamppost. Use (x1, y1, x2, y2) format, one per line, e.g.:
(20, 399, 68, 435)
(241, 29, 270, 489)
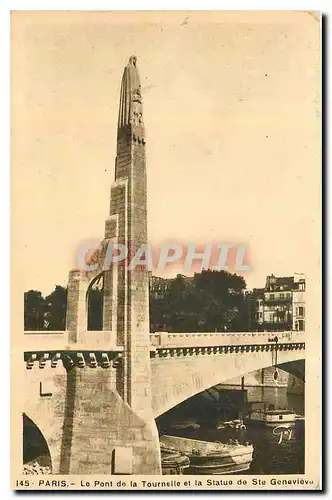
(268, 335, 279, 380)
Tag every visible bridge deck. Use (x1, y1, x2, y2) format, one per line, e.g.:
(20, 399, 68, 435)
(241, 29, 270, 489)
(22, 330, 305, 360)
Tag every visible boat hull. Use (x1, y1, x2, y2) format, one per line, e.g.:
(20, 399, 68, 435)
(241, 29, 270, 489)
(186, 462, 252, 475)
(160, 435, 254, 476)
(161, 449, 190, 475)
(245, 419, 295, 428)
(186, 451, 253, 475)
(245, 410, 297, 427)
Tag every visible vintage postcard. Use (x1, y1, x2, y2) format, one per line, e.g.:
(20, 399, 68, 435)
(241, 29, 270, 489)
(11, 11, 322, 491)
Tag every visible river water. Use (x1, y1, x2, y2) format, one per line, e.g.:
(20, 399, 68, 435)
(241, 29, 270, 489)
(158, 387, 304, 475)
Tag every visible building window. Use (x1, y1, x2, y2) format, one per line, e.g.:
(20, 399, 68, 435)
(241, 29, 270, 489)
(297, 306, 304, 317)
(259, 312, 263, 319)
(270, 294, 274, 300)
(298, 320, 305, 331)
(299, 283, 305, 290)
(280, 293, 284, 299)
(287, 292, 291, 298)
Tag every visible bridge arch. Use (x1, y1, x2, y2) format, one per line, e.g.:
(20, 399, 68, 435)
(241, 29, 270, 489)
(151, 348, 304, 417)
(23, 364, 68, 474)
(23, 413, 52, 472)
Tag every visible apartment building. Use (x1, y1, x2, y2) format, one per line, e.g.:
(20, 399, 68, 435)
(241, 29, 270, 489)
(247, 273, 305, 331)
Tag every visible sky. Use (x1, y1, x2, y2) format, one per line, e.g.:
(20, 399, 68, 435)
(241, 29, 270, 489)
(11, 11, 320, 295)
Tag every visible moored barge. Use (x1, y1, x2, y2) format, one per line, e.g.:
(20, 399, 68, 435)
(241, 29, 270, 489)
(160, 435, 253, 475)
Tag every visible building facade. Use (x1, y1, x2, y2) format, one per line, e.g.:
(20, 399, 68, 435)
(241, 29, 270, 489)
(149, 273, 194, 300)
(247, 273, 306, 331)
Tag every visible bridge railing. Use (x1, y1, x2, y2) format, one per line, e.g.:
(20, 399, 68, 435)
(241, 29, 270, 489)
(150, 331, 305, 348)
(23, 330, 305, 352)
(23, 331, 68, 351)
(22, 330, 119, 352)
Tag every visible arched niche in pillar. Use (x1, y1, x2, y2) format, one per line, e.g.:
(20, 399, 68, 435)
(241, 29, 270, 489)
(86, 272, 104, 331)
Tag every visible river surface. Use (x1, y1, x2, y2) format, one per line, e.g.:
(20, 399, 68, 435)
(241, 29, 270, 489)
(158, 387, 304, 475)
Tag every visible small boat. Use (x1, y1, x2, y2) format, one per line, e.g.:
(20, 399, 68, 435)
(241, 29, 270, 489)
(160, 435, 253, 475)
(169, 420, 200, 430)
(216, 419, 246, 430)
(245, 408, 297, 427)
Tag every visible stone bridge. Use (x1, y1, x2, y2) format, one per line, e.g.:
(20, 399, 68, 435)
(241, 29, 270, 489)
(149, 331, 305, 417)
(24, 330, 305, 420)
(23, 329, 305, 474)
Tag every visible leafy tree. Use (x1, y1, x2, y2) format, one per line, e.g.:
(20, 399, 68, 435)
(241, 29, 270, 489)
(149, 270, 248, 333)
(44, 286, 68, 330)
(24, 290, 46, 331)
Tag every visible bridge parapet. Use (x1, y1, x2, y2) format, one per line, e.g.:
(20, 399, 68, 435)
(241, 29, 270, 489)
(23, 330, 305, 355)
(23, 330, 117, 352)
(23, 331, 69, 352)
(150, 331, 305, 348)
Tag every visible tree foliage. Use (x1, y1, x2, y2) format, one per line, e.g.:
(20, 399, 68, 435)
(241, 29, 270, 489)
(44, 286, 68, 330)
(150, 270, 248, 333)
(24, 270, 248, 333)
(24, 290, 46, 331)
(24, 286, 67, 331)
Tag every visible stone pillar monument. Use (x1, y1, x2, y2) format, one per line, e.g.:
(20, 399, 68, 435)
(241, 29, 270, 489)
(103, 55, 152, 417)
(63, 57, 161, 475)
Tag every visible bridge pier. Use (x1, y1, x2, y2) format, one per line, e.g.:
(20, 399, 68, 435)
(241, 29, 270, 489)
(58, 366, 160, 475)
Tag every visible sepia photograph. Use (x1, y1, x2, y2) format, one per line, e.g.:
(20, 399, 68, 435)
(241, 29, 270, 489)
(11, 10, 321, 490)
